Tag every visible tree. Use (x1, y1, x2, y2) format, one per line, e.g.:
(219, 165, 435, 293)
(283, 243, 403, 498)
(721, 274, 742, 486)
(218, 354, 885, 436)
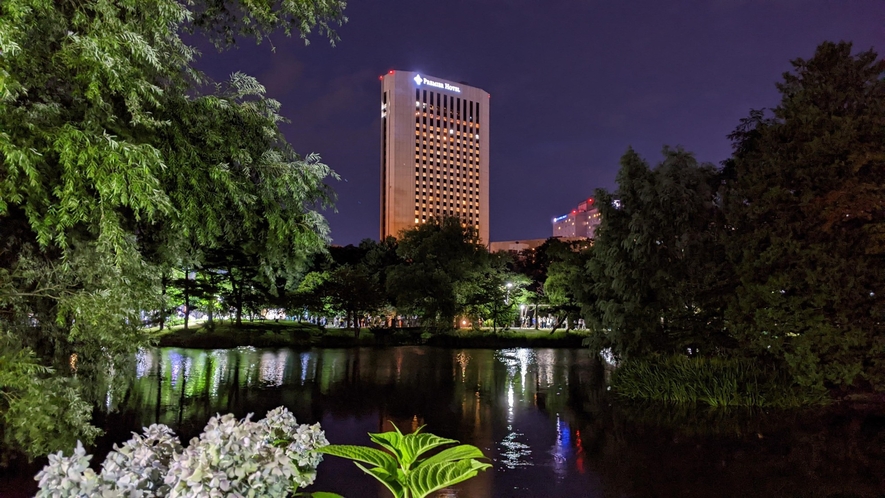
(289, 270, 332, 321)
(0, 0, 346, 458)
(724, 41, 885, 391)
(508, 238, 568, 329)
(387, 218, 488, 330)
(322, 264, 385, 336)
(463, 253, 528, 332)
(544, 240, 593, 333)
(586, 150, 658, 357)
(586, 147, 733, 358)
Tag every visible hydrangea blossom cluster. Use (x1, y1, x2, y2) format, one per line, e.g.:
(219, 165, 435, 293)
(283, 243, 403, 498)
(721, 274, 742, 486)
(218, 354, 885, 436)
(34, 407, 328, 498)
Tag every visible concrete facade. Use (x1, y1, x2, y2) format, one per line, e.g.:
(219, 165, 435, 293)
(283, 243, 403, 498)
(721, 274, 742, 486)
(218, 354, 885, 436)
(380, 71, 490, 243)
(552, 197, 601, 238)
(489, 237, 591, 254)
(488, 238, 548, 254)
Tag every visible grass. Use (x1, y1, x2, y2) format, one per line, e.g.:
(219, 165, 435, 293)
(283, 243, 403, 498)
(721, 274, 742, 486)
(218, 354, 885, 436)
(153, 320, 332, 348)
(426, 328, 590, 348)
(611, 355, 828, 408)
(152, 320, 592, 349)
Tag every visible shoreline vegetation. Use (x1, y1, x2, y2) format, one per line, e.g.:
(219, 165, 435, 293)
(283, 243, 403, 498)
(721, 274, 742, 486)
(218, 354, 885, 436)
(152, 320, 591, 349)
(610, 355, 831, 408)
(153, 323, 885, 408)
(153, 324, 875, 408)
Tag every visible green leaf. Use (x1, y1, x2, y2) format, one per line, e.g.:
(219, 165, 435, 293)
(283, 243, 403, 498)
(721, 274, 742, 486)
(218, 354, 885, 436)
(367, 427, 405, 460)
(354, 462, 405, 498)
(406, 459, 492, 498)
(416, 444, 487, 468)
(399, 432, 458, 468)
(316, 445, 397, 474)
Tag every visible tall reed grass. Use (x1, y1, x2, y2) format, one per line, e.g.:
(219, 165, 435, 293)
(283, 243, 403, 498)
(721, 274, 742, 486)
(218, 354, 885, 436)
(611, 355, 826, 408)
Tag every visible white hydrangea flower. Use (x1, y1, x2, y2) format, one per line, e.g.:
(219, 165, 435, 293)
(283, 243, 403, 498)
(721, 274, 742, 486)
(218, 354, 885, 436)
(35, 407, 328, 498)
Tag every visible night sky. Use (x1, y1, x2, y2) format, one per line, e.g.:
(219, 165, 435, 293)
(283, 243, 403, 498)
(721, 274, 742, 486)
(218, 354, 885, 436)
(196, 0, 884, 246)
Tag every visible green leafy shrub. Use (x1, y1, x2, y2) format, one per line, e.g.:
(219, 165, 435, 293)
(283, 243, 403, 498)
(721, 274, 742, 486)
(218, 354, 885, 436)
(318, 424, 491, 498)
(34, 407, 328, 497)
(0, 337, 101, 460)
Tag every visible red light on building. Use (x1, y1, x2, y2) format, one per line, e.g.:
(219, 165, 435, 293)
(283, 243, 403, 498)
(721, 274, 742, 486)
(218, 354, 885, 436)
(586, 198, 594, 205)
(388, 70, 395, 74)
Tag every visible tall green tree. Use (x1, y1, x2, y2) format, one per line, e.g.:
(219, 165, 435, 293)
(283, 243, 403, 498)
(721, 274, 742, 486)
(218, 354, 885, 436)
(587, 147, 733, 358)
(508, 238, 569, 328)
(322, 264, 385, 335)
(387, 218, 488, 330)
(463, 252, 528, 331)
(544, 240, 593, 332)
(0, 0, 346, 457)
(725, 41, 885, 391)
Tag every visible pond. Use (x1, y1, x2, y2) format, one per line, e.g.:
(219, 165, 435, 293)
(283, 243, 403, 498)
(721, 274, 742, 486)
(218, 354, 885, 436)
(8, 346, 885, 496)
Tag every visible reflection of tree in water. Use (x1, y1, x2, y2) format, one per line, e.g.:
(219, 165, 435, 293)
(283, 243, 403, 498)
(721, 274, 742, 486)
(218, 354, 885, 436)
(92, 347, 885, 498)
(568, 389, 885, 497)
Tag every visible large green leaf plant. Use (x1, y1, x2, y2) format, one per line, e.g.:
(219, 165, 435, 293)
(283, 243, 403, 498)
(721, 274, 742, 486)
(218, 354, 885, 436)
(317, 424, 491, 498)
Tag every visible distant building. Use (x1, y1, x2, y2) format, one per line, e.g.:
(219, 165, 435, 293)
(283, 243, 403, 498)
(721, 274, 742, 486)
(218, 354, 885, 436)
(489, 237, 589, 255)
(489, 238, 548, 254)
(552, 197, 601, 238)
(380, 70, 490, 243)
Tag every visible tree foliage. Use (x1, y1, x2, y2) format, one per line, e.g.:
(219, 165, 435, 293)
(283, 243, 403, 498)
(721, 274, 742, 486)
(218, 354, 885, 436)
(542, 239, 592, 332)
(586, 147, 733, 358)
(386, 218, 489, 330)
(578, 42, 885, 396)
(724, 41, 885, 390)
(0, 0, 345, 458)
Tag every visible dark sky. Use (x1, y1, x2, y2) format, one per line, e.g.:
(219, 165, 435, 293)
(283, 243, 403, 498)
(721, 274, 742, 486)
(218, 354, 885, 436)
(196, 0, 884, 246)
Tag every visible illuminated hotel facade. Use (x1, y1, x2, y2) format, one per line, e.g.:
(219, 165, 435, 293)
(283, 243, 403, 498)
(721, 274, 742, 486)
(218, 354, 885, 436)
(553, 197, 601, 238)
(380, 71, 490, 243)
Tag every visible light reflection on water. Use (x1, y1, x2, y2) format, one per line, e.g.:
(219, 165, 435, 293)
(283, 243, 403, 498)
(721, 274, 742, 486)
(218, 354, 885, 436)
(108, 346, 592, 496)
(91, 346, 885, 498)
(499, 426, 532, 469)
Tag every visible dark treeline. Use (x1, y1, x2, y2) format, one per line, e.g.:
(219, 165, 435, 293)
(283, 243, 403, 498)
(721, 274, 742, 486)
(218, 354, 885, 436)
(150, 217, 603, 338)
(580, 41, 885, 397)
(287, 217, 532, 334)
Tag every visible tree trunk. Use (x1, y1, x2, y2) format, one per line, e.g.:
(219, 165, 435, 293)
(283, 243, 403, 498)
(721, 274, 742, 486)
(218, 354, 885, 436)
(159, 273, 167, 331)
(183, 268, 190, 331)
(228, 267, 243, 327)
(550, 314, 567, 334)
(534, 304, 539, 330)
(352, 309, 359, 340)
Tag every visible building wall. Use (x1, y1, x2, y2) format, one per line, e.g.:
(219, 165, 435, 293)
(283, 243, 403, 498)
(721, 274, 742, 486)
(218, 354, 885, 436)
(489, 238, 548, 253)
(380, 71, 490, 244)
(552, 198, 601, 239)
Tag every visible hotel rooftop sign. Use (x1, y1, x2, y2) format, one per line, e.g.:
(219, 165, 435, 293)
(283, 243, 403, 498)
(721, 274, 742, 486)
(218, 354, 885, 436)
(413, 74, 461, 93)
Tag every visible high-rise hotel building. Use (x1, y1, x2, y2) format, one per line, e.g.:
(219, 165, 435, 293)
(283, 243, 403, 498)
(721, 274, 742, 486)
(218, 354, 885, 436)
(380, 71, 490, 243)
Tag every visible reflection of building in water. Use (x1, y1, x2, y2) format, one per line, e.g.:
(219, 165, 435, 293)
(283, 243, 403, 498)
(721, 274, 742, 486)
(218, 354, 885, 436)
(84, 346, 885, 497)
(118, 346, 593, 494)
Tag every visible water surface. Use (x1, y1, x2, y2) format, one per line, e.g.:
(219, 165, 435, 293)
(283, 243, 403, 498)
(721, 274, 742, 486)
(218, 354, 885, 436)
(14, 346, 885, 496)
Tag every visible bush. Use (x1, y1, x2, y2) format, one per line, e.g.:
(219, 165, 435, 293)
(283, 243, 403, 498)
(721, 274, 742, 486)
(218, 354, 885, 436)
(611, 355, 827, 407)
(35, 407, 328, 497)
